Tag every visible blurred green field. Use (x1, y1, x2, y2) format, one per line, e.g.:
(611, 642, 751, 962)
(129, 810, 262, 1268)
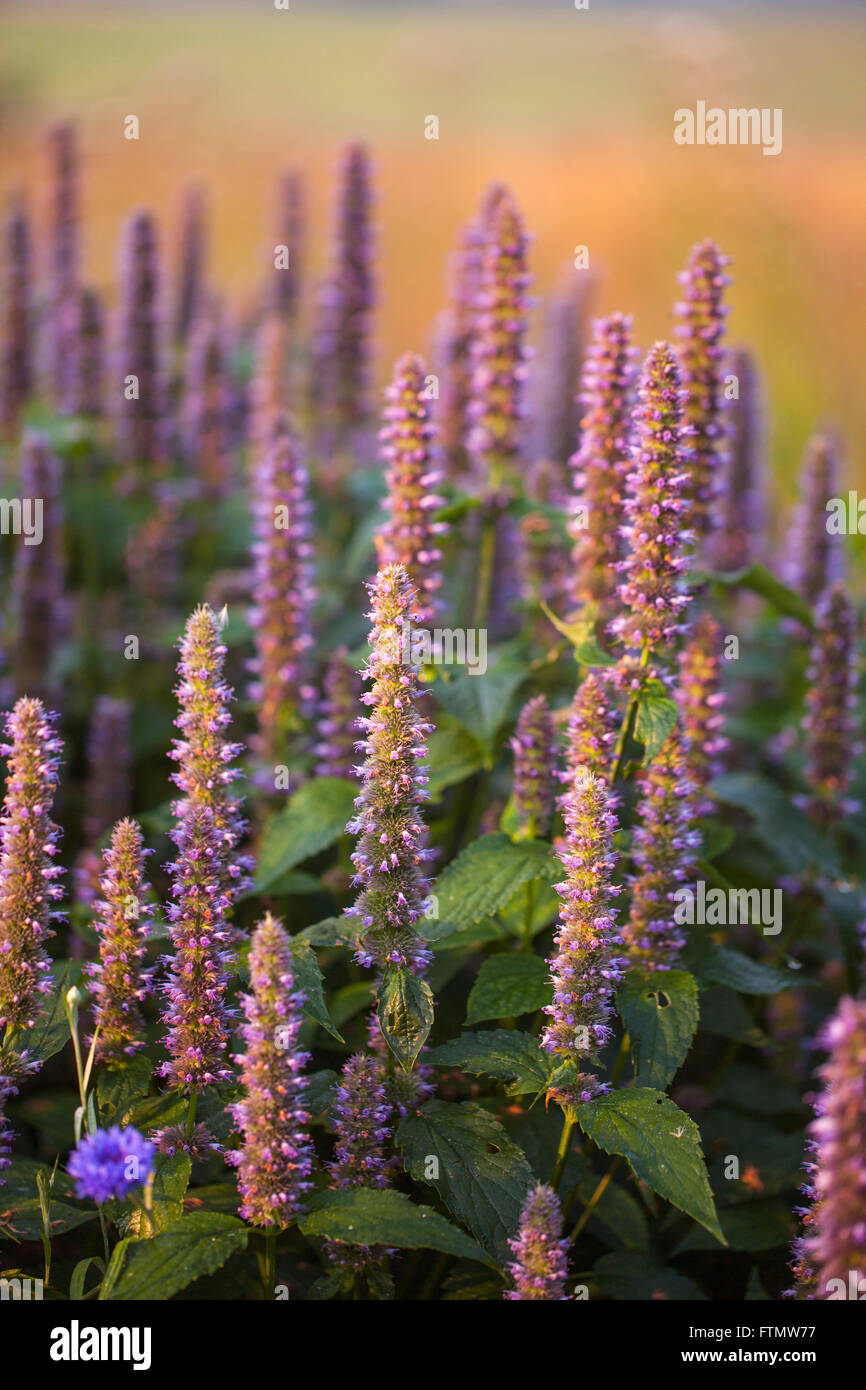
(2, 2, 866, 506)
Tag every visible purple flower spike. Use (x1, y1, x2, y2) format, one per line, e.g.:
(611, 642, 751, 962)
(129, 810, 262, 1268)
(228, 913, 314, 1228)
(511, 695, 557, 838)
(172, 185, 207, 348)
(114, 209, 167, 482)
(609, 341, 693, 656)
(542, 767, 625, 1102)
(267, 170, 304, 323)
(315, 648, 363, 779)
(86, 818, 154, 1068)
(63, 287, 104, 418)
(564, 672, 618, 783)
(326, 1052, 392, 1271)
(534, 265, 596, 474)
(68, 1125, 155, 1205)
(504, 1183, 569, 1301)
(466, 189, 532, 492)
(802, 583, 859, 827)
(248, 414, 316, 769)
(346, 564, 434, 976)
(0, 1070, 18, 1184)
(249, 310, 290, 450)
(12, 431, 66, 703)
(0, 698, 63, 1031)
(375, 352, 447, 626)
(784, 433, 846, 607)
(82, 697, 132, 850)
(569, 312, 638, 616)
(623, 727, 700, 971)
(46, 121, 80, 407)
(0, 193, 34, 439)
(677, 614, 727, 817)
(673, 239, 731, 540)
(184, 305, 231, 502)
(710, 346, 766, 573)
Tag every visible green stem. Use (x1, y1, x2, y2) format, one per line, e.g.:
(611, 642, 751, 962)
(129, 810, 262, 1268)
(97, 1206, 110, 1264)
(610, 643, 650, 784)
(569, 1156, 622, 1243)
(262, 1228, 277, 1300)
(610, 1032, 630, 1088)
(185, 1086, 198, 1141)
(550, 1109, 576, 1193)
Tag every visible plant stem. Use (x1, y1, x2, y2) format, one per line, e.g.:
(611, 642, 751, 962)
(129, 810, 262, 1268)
(569, 1156, 622, 1243)
(610, 642, 650, 784)
(185, 1086, 198, 1140)
(550, 1109, 576, 1193)
(610, 1032, 631, 1087)
(262, 1228, 277, 1299)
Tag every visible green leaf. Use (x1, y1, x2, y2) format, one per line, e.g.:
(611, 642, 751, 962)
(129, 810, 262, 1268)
(300, 1187, 497, 1269)
(539, 600, 616, 666)
(397, 1100, 533, 1261)
(424, 1029, 553, 1097)
(290, 937, 345, 1042)
(70, 1256, 106, 1301)
(254, 777, 356, 890)
(576, 1088, 725, 1244)
(592, 1251, 706, 1301)
(674, 1199, 792, 1253)
(465, 953, 552, 1025)
(708, 562, 814, 629)
(616, 969, 699, 1090)
(99, 1212, 249, 1301)
(712, 771, 840, 876)
(427, 725, 484, 799)
(634, 680, 678, 765)
(434, 833, 557, 930)
(97, 1054, 154, 1124)
(682, 936, 801, 995)
(122, 1154, 191, 1239)
(377, 967, 434, 1071)
(11, 961, 78, 1066)
(434, 661, 526, 751)
(0, 1199, 96, 1242)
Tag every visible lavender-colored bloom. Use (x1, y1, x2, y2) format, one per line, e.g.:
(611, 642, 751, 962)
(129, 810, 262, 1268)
(0, 699, 63, 1031)
(375, 352, 447, 626)
(311, 143, 375, 443)
(542, 767, 625, 1102)
(114, 210, 167, 479)
(153, 1123, 222, 1161)
(784, 432, 845, 606)
(466, 190, 532, 492)
(0, 1070, 18, 1183)
(267, 170, 304, 323)
(11, 431, 66, 702)
(801, 583, 859, 826)
(326, 1052, 392, 1270)
(0, 193, 33, 439)
(248, 414, 316, 768)
(63, 287, 104, 418)
(564, 672, 618, 783)
(533, 265, 595, 474)
(609, 342, 693, 655)
(710, 346, 765, 573)
(569, 312, 638, 616)
(46, 121, 79, 406)
(367, 1009, 434, 1121)
(172, 185, 207, 348)
(799, 996, 866, 1297)
(67, 1125, 155, 1205)
(228, 913, 314, 1227)
(504, 1184, 569, 1301)
(673, 239, 731, 540)
(81, 697, 132, 849)
(511, 695, 557, 838)
(623, 727, 701, 970)
(315, 647, 364, 779)
(249, 311, 290, 450)
(677, 614, 727, 816)
(183, 305, 231, 501)
(85, 818, 154, 1068)
(346, 564, 434, 975)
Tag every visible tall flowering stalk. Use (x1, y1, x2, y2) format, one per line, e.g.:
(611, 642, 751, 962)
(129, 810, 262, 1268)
(311, 143, 375, 445)
(534, 265, 594, 474)
(0, 193, 33, 439)
(542, 767, 624, 1103)
(114, 210, 166, 481)
(75, 695, 133, 908)
(569, 312, 637, 617)
(326, 1052, 392, 1272)
(184, 306, 231, 502)
(46, 121, 79, 407)
(801, 583, 859, 827)
(228, 913, 314, 1228)
(63, 287, 104, 418)
(267, 170, 304, 323)
(249, 311, 290, 451)
(347, 564, 434, 975)
(623, 728, 700, 971)
(315, 648, 363, 779)
(677, 614, 727, 816)
(0, 699, 63, 1031)
(564, 672, 618, 783)
(375, 352, 447, 626)
(504, 1184, 569, 1301)
(12, 432, 66, 702)
(710, 346, 765, 573)
(172, 185, 207, 349)
(784, 433, 845, 606)
(511, 695, 557, 838)
(673, 239, 730, 540)
(86, 818, 154, 1067)
(248, 414, 316, 770)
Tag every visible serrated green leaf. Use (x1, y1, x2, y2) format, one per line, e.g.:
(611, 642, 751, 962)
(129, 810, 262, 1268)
(682, 936, 801, 995)
(254, 777, 356, 890)
(434, 662, 526, 753)
(634, 684, 678, 765)
(11, 961, 78, 1066)
(434, 833, 557, 929)
(616, 969, 699, 1090)
(398, 1100, 533, 1261)
(465, 953, 552, 1025)
(377, 967, 434, 1070)
(427, 725, 484, 799)
(97, 1054, 154, 1124)
(122, 1154, 191, 1239)
(301, 1187, 497, 1268)
(712, 771, 840, 876)
(576, 1088, 725, 1244)
(290, 937, 344, 1042)
(99, 1212, 249, 1301)
(592, 1251, 707, 1301)
(424, 1029, 553, 1096)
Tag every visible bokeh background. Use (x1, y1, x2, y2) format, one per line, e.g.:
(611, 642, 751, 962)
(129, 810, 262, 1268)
(2, 0, 865, 510)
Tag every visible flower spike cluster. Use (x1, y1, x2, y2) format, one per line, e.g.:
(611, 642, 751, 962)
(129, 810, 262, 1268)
(677, 613, 727, 816)
(86, 818, 154, 1068)
(610, 341, 693, 655)
(784, 433, 845, 606)
(375, 352, 447, 626)
(0, 193, 34, 438)
(802, 583, 859, 826)
(184, 306, 231, 502)
(0, 698, 64, 1031)
(114, 209, 166, 481)
(542, 767, 625, 1102)
(64, 287, 104, 418)
(534, 265, 594, 473)
(172, 185, 207, 348)
(510, 694, 557, 838)
(673, 239, 731, 540)
(710, 345, 765, 573)
(326, 1052, 392, 1271)
(228, 913, 314, 1228)
(46, 121, 80, 407)
(347, 564, 434, 975)
(12, 431, 66, 702)
(504, 1184, 569, 1301)
(267, 169, 304, 323)
(315, 648, 363, 779)
(564, 672, 618, 784)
